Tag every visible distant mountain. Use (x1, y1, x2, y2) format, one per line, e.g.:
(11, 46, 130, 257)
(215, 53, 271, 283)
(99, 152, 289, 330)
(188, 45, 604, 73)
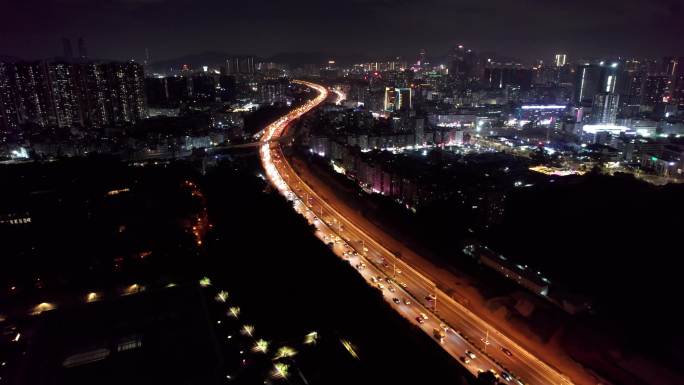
(0, 55, 21, 63)
(148, 51, 241, 73)
(266, 52, 371, 67)
(148, 51, 374, 73)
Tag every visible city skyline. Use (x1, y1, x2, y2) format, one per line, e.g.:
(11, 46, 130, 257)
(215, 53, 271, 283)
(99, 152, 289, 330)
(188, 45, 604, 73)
(2, 2, 684, 385)
(1, 0, 683, 63)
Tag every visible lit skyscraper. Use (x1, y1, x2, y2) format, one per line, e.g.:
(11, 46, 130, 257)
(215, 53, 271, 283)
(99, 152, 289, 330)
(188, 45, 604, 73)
(592, 93, 619, 124)
(0, 62, 20, 132)
(554, 54, 567, 67)
(384, 87, 412, 112)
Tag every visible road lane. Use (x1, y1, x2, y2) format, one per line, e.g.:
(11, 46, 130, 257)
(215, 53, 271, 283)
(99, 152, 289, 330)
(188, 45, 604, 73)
(261, 80, 577, 385)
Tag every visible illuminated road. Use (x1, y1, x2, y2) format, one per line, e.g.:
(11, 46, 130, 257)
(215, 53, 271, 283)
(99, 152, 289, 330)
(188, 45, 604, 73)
(260, 80, 581, 385)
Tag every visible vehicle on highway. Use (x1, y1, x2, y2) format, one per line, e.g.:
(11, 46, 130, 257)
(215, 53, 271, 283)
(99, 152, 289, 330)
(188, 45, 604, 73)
(403, 298, 411, 305)
(419, 312, 428, 320)
(459, 356, 470, 364)
(415, 316, 425, 324)
(465, 350, 476, 359)
(399, 282, 408, 288)
(388, 286, 396, 293)
(439, 323, 450, 332)
(377, 283, 385, 290)
(502, 347, 513, 357)
(432, 328, 446, 343)
(500, 372, 513, 381)
(371, 277, 378, 283)
(392, 297, 401, 304)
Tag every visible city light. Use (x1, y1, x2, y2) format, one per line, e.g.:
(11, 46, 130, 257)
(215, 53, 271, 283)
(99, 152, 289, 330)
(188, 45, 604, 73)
(241, 325, 255, 337)
(253, 339, 269, 353)
(520, 105, 566, 110)
(271, 363, 290, 379)
(215, 290, 229, 302)
(304, 331, 318, 345)
(274, 346, 297, 359)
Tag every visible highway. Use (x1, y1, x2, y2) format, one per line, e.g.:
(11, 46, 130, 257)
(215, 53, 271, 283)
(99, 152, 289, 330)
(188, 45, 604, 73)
(260, 80, 579, 385)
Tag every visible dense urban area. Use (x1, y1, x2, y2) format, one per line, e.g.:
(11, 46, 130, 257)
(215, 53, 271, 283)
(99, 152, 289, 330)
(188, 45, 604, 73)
(1, 11, 684, 384)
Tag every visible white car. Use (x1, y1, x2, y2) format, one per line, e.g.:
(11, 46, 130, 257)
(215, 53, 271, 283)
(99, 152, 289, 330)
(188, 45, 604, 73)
(419, 313, 429, 320)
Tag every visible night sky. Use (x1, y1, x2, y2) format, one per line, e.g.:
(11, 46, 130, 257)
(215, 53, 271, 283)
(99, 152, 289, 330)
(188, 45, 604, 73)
(1, 0, 682, 63)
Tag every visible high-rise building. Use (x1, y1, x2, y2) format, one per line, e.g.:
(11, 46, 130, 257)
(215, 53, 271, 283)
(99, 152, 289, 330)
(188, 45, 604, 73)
(14, 62, 51, 127)
(44, 61, 80, 128)
(592, 93, 620, 124)
(0, 60, 147, 129)
(642, 75, 670, 106)
(62, 38, 73, 61)
(484, 65, 533, 91)
(226, 57, 255, 75)
(0, 62, 20, 132)
(574, 62, 620, 106)
(108, 61, 147, 125)
(77, 37, 88, 60)
(450, 45, 478, 80)
(384, 87, 412, 112)
(555, 54, 567, 67)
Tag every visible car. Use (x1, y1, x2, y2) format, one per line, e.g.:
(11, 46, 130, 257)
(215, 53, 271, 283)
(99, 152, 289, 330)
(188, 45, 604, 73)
(439, 323, 450, 332)
(515, 380, 525, 385)
(500, 372, 513, 382)
(388, 286, 396, 293)
(419, 312, 429, 320)
(502, 347, 513, 357)
(371, 277, 378, 283)
(415, 316, 425, 324)
(465, 350, 476, 359)
(400, 282, 408, 288)
(459, 356, 470, 364)
(392, 297, 401, 304)
(403, 298, 411, 305)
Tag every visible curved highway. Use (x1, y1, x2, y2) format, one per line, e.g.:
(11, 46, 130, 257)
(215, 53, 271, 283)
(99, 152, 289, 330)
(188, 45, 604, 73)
(260, 80, 579, 385)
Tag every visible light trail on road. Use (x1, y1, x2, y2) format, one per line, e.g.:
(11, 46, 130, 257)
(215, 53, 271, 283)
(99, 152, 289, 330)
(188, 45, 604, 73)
(260, 80, 578, 385)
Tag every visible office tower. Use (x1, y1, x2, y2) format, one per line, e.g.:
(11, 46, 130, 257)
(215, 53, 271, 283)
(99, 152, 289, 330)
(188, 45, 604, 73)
(574, 63, 620, 106)
(226, 57, 255, 75)
(77, 37, 88, 60)
(642, 75, 670, 106)
(555, 54, 567, 67)
(592, 93, 620, 124)
(663, 57, 678, 77)
(450, 45, 472, 80)
(62, 38, 74, 60)
(623, 69, 646, 106)
(384, 87, 412, 112)
(418, 49, 427, 66)
(661, 57, 684, 106)
(484, 65, 533, 91)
